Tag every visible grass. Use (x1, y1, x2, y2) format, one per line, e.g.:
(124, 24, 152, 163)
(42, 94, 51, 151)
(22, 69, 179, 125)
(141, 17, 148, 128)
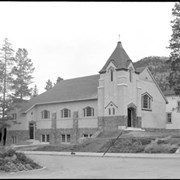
(16, 130, 180, 154)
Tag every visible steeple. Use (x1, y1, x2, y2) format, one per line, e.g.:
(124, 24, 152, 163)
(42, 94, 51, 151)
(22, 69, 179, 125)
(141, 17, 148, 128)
(99, 41, 132, 73)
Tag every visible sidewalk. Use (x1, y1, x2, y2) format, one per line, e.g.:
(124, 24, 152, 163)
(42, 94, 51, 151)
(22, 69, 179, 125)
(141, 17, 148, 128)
(17, 150, 180, 159)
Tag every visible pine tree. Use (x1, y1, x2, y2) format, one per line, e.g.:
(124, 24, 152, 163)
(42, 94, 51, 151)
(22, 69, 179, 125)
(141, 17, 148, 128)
(0, 38, 15, 145)
(11, 48, 35, 100)
(32, 84, 38, 97)
(168, 2, 180, 94)
(45, 79, 53, 91)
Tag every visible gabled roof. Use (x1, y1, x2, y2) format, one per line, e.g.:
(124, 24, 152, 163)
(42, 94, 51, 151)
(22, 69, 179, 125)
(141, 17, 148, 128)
(99, 41, 132, 73)
(143, 67, 168, 104)
(21, 74, 100, 113)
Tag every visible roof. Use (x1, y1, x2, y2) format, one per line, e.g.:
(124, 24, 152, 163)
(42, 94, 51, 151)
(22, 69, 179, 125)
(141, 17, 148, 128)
(21, 74, 100, 113)
(135, 67, 146, 74)
(99, 41, 132, 73)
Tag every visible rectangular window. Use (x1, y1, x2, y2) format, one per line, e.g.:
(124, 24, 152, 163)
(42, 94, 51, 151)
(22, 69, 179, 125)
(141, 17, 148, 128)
(61, 134, 71, 143)
(177, 102, 180, 112)
(61, 134, 66, 142)
(46, 134, 50, 142)
(42, 134, 46, 142)
(166, 113, 172, 123)
(67, 134, 71, 142)
(12, 136, 16, 144)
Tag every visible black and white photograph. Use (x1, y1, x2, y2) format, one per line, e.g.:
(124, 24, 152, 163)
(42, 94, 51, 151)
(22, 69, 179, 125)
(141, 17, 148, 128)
(0, 1, 180, 179)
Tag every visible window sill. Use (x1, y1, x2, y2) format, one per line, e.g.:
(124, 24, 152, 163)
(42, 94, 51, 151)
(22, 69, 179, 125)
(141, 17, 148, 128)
(142, 108, 152, 112)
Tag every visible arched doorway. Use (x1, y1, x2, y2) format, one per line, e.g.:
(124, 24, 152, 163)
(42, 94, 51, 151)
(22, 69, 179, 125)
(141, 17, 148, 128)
(29, 122, 35, 139)
(127, 103, 137, 128)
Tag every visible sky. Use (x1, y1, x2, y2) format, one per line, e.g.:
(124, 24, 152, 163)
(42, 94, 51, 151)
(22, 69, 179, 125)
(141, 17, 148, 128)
(0, 1, 176, 94)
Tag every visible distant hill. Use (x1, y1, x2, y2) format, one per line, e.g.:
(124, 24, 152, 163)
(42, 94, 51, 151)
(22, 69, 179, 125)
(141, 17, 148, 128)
(134, 56, 170, 92)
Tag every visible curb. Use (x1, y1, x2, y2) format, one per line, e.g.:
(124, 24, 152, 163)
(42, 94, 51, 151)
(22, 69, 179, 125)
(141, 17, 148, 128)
(4, 166, 46, 175)
(17, 150, 180, 159)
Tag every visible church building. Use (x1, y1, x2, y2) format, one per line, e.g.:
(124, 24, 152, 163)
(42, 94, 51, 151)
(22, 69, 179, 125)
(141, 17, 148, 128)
(5, 41, 168, 145)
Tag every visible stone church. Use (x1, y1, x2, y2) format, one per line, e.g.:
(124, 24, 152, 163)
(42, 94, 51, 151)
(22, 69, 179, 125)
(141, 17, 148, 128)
(4, 41, 167, 145)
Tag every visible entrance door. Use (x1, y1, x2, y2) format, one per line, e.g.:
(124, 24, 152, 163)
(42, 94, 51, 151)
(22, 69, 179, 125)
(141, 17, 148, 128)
(127, 108, 132, 127)
(29, 123, 35, 139)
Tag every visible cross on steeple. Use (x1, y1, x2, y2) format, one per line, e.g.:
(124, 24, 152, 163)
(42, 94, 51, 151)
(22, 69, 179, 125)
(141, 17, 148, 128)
(118, 34, 120, 42)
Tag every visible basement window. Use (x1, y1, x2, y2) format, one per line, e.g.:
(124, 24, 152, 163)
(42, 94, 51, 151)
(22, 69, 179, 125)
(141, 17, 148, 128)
(61, 134, 71, 143)
(166, 113, 172, 124)
(41, 134, 50, 142)
(12, 136, 16, 144)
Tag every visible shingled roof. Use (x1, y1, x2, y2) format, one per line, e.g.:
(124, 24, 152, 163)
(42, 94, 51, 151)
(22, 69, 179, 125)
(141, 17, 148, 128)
(21, 74, 100, 113)
(99, 41, 132, 73)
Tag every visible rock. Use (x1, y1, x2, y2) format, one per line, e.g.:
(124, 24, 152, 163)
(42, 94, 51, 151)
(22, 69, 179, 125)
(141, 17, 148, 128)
(25, 164, 33, 170)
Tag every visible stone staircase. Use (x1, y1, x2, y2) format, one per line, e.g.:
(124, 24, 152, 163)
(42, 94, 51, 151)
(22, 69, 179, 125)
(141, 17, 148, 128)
(91, 129, 103, 138)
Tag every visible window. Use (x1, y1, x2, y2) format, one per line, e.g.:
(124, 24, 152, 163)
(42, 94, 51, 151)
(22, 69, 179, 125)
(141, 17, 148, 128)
(61, 108, 71, 118)
(41, 134, 50, 142)
(83, 106, 94, 117)
(166, 113, 172, 124)
(41, 110, 50, 119)
(12, 113, 17, 120)
(109, 108, 111, 115)
(12, 136, 16, 144)
(83, 134, 92, 138)
(142, 93, 152, 110)
(113, 108, 115, 115)
(61, 134, 71, 143)
(42, 134, 46, 142)
(111, 69, 113, 81)
(67, 134, 71, 142)
(129, 69, 132, 82)
(177, 102, 180, 112)
(61, 134, 66, 142)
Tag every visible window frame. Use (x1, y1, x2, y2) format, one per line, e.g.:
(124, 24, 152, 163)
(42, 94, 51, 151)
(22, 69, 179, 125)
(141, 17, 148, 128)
(166, 112, 172, 124)
(61, 108, 71, 118)
(83, 106, 94, 117)
(41, 110, 50, 119)
(41, 134, 50, 142)
(142, 93, 152, 111)
(177, 101, 180, 112)
(61, 134, 71, 143)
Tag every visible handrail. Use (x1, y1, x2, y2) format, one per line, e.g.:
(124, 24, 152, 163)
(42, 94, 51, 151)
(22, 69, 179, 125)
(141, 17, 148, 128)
(102, 131, 123, 157)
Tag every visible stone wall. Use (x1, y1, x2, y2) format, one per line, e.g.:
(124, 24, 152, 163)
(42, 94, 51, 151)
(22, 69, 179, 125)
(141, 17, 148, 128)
(98, 116, 127, 131)
(6, 130, 29, 145)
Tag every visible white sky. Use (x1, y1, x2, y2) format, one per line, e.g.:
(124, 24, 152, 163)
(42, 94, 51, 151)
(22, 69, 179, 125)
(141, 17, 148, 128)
(0, 1, 175, 94)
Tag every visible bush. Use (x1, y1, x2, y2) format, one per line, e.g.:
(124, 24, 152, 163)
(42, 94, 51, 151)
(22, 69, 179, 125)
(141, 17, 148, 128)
(144, 142, 178, 153)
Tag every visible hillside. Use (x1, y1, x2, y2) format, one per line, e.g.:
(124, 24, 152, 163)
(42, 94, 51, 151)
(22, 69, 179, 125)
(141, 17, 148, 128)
(134, 56, 170, 92)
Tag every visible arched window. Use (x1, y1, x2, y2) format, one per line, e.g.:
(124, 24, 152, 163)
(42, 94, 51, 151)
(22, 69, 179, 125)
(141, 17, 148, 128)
(113, 108, 115, 115)
(41, 110, 50, 119)
(111, 69, 113, 81)
(108, 67, 114, 82)
(129, 68, 132, 82)
(83, 106, 94, 117)
(61, 108, 71, 118)
(142, 93, 152, 110)
(108, 108, 111, 115)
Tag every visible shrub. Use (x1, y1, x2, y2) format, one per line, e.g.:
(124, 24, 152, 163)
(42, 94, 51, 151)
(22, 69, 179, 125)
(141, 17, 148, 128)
(144, 142, 178, 153)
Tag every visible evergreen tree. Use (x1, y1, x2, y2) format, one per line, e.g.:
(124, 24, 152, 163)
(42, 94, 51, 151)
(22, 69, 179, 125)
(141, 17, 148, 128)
(11, 48, 35, 100)
(45, 79, 53, 91)
(168, 2, 180, 94)
(32, 84, 38, 97)
(0, 38, 15, 145)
